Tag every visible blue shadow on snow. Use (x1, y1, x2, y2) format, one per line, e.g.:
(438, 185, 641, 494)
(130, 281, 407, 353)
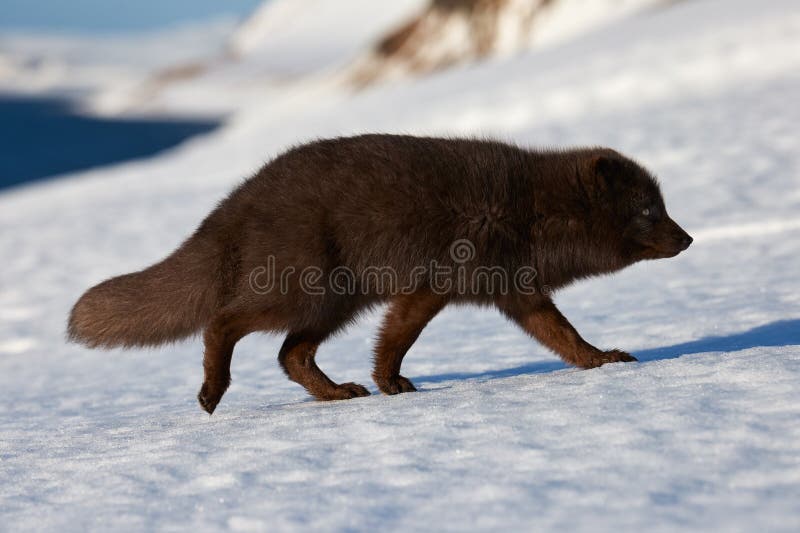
(414, 319, 800, 385)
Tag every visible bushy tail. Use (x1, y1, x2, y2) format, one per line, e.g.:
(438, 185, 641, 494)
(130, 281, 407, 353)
(68, 230, 224, 348)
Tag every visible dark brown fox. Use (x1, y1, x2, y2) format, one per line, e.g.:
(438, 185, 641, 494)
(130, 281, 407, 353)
(68, 134, 692, 414)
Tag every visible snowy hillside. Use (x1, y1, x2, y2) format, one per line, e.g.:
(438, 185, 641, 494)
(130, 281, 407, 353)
(0, 19, 236, 102)
(88, 0, 664, 115)
(349, 0, 662, 86)
(2, 0, 800, 531)
(90, 0, 428, 116)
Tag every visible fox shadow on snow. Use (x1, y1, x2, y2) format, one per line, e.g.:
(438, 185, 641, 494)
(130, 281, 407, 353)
(414, 319, 800, 385)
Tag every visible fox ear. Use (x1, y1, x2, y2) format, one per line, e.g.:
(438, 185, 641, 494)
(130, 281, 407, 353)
(593, 154, 620, 178)
(593, 154, 628, 191)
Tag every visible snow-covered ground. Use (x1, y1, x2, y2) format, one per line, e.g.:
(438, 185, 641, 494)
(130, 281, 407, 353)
(1, 0, 799, 530)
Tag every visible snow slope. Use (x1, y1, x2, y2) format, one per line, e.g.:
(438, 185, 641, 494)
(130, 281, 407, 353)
(86, 0, 664, 116)
(90, 0, 427, 116)
(349, 0, 663, 86)
(0, 19, 237, 101)
(1, 0, 800, 531)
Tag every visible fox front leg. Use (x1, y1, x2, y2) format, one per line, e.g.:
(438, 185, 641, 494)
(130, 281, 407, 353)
(498, 296, 637, 368)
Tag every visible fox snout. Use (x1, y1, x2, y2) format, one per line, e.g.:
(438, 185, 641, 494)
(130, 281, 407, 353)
(637, 217, 693, 259)
(663, 218, 693, 255)
(670, 220, 693, 251)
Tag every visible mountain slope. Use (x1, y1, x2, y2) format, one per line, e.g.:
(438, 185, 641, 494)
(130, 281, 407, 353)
(349, 0, 662, 86)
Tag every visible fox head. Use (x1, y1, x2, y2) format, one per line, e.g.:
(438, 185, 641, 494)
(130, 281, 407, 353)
(526, 148, 692, 289)
(591, 152, 692, 263)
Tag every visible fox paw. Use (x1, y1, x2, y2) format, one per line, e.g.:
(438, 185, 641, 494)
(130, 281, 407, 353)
(320, 382, 371, 401)
(375, 375, 417, 395)
(582, 350, 638, 369)
(197, 381, 228, 415)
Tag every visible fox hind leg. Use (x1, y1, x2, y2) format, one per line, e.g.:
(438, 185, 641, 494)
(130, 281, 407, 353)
(373, 290, 447, 395)
(278, 331, 370, 400)
(197, 309, 278, 414)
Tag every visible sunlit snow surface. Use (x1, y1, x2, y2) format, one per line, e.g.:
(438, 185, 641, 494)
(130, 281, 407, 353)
(1, 0, 799, 530)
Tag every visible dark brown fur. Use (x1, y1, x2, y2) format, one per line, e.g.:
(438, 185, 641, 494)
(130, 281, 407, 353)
(68, 134, 692, 413)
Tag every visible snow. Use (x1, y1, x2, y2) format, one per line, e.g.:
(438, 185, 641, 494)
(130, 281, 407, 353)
(0, 19, 237, 101)
(1, 0, 800, 530)
(91, 0, 428, 116)
(527, 0, 663, 49)
(228, 0, 427, 65)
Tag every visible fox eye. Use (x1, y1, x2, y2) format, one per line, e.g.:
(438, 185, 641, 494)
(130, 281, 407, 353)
(641, 208, 650, 216)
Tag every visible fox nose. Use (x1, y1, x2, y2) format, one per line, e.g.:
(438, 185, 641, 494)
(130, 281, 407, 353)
(679, 234, 693, 250)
